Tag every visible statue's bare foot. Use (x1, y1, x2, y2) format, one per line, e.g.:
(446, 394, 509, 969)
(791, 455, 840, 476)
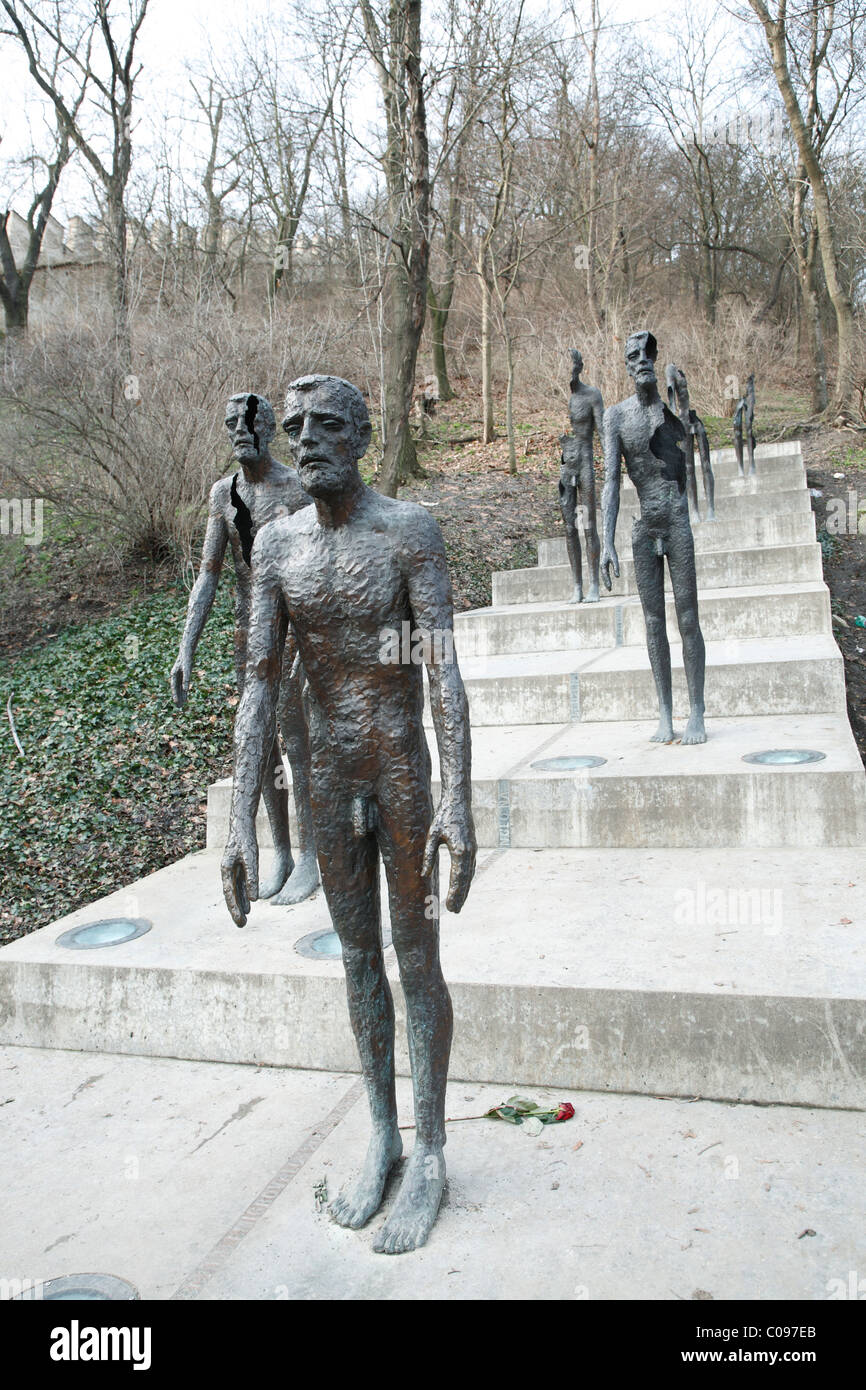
(268, 852, 320, 906)
(585, 583, 600, 603)
(681, 711, 707, 745)
(258, 849, 294, 900)
(706, 509, 716, 521)
(568, 586, 584, 605)
(373, 1143, 446, 1255)
(330, 1126, 403, 1230)
(650, 719, 676, 744)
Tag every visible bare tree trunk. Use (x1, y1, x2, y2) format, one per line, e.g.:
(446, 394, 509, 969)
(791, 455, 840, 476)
(504, 325, 516, 474)
(360, 0, 430, 496)
(479, 258, 494, 443)
(427, 281, 455, 400)
(792, 172, 828, 413)
(749, 0, 857, 413)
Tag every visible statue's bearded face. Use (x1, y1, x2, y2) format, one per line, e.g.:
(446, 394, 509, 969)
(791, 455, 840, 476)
(225, 394, 275, 462)
(282, 385, 371, 498)
(625, 332, 658, 387)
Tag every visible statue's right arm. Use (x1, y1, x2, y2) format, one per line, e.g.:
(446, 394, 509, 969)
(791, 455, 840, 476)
(171, 489, 228, 707)
(600, 407, 622, 588)
(221, 531, 288, 927)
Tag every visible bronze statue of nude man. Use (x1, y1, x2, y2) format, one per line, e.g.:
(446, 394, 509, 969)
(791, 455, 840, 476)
(601, 332, 707, 746)
(171, 392, 319, 904)
(558, 348, 604, 603)
(221, 374, 476, 1255)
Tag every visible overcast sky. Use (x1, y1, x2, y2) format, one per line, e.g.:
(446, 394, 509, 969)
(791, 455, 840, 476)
(0, 0, 731, 222)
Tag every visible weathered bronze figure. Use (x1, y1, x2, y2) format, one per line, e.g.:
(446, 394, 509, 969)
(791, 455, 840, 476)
(733, 374, 756, 478)
(558, 349, 604, 603)
(602, 332, 707, 745)
(171, 392, 319, 905)
(666, 363, 716, 521)
(221, 375, 476, 1255)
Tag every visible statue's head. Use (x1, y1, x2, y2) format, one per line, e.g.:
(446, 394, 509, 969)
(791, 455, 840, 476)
(225, 393, 276, 464)
(625, 330, 658, 387)
(282, 375, 372, 498)
(570, 348, 584, 377)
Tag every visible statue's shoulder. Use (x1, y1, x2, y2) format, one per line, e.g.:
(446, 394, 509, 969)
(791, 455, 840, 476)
(371, 493, 444, 551)
(209, 474, 233, 510)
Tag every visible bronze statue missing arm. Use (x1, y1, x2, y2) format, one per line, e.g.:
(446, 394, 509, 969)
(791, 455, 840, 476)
(602, 332, 707, 745)
(733, 373, 756, 479)
(222, 375, 476, 1256)
(171, 392, 320, 905)
(666, 363, 716, 522)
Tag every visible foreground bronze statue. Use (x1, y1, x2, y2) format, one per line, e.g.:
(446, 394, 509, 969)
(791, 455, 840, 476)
(665, 364, 715, 522)
(558, 348, 604, 602)
(601, 332, 707, 745)
(221, 374, 476, 1255)
(733, 374, 756, 478)
(171, 393, 320, 904)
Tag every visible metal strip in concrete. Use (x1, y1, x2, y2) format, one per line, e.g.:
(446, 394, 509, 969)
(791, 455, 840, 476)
(170, 1077, 365, 1300)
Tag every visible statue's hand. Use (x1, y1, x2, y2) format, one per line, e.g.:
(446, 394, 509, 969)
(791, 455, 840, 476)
(422, 800, 477, 914)
(221, 825, 259, 928)
(600, 542, 620, 591)
(171, 650, 192, 708)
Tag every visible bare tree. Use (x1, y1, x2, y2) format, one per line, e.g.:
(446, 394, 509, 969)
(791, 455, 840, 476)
(0, 104, 76, 336)
(358, 0, 430, 494)
(2, 0, 151, 359)
(746, 0, 865, 414)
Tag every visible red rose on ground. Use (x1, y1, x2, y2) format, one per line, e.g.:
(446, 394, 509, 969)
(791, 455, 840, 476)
(555, 1102, 575, 1122)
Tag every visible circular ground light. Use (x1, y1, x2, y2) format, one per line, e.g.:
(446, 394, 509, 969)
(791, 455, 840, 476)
(56, 918, 152, 950)
(741, 749, 826, 766)
(530, 755, 607, 771)
(294, 927, 393, 960)
(13, 1274, 139, 1300)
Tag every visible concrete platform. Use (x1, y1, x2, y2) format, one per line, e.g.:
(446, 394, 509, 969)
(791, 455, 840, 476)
(446, 635, 845, 726)
(602, 485, 811, 526)
(201, 712, 866, 853)
(456, 583, 832, 657)
(2, 842, 865, 1106)
(492, 542, 823, 605)
(539, 508, 815, 566)
(2, 1046, 864, 1299)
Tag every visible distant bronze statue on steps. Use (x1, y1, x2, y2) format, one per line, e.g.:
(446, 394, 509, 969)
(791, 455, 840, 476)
(665, 364, 715, 521)
(602, 332, 707, 746)
(558, 348, 604, 603)
(733, 374, 756, 478)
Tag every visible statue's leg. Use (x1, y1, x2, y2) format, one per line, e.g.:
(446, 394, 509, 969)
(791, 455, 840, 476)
(559, 474, 583, 603)
(668, 522, 706, 745)
(579, 458, 600, 602)
(319, 772, 403, 1231)
(257, 729, 294, 898)
(632, 522, 675, 743)
(685, 429, 701, 522)
(267, 647, 320, 906)
(235, 623, 293, 899)
(747, 426, 756, 477)
(373, 754, 451, 1255)
(733, 410, 745, 478)
(696, 420, 715, 520)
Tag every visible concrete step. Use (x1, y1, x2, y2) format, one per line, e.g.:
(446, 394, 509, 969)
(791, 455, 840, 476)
(206, 713, 866, 851)
(608, 486, 811, 526)
(539, 508, 816, 565)
(492, 542, 823, 605)
(445, 636, 845, 727)
(455, 583, 832, 658)
(3, 843, 864, 1108)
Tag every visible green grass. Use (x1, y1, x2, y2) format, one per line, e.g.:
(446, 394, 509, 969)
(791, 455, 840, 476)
(0, 583, 238, 942)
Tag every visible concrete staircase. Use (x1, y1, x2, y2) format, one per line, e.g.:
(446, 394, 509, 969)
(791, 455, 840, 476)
(3, 441, 865, 1109)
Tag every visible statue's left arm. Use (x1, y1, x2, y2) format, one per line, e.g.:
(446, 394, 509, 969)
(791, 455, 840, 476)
(406, 511, 476, 913)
